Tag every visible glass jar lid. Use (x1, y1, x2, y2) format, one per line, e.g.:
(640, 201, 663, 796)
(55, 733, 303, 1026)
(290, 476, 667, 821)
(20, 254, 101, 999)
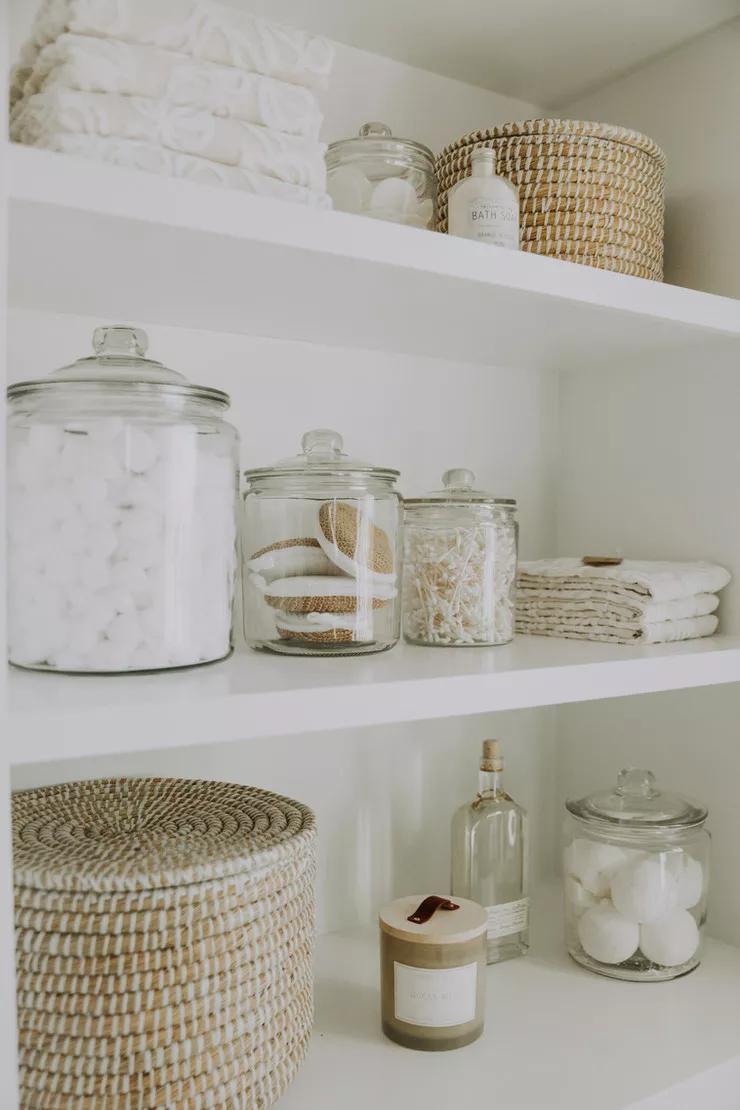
(405, 468, 516, 508)
(326, 122, 435, 173)
(244, 428, 400, 483)
(7, 325, 230, 407)
(567, 769, 707, 831)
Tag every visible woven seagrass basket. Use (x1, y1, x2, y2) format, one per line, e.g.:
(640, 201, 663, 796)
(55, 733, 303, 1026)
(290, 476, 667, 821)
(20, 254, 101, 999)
(12, 778, 317, 1110)
(436, 118, 665, 280)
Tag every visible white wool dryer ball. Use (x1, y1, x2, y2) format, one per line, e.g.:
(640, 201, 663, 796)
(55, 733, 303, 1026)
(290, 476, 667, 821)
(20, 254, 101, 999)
(564, 839, 629, 897)
(611, 858, 679, 924)
(666, 853, 704, 910)
(565, 874, 600, 917)
(640, 908, 700, 967)
(578, 902, 640, 965)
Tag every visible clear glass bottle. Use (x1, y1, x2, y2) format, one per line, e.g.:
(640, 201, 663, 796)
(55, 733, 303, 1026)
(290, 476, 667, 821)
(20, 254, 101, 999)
(447, 149, 520, 248)
(451, 740, 529, 964)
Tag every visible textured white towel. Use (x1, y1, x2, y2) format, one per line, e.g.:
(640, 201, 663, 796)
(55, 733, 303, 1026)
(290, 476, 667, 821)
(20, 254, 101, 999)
(17, 132, 332, 206)
(12, 90, 327, 188)
(517, 592, 720, 625)
(10, 0, 334, 107)
(518, 559, 732, 603)
(516, 614, 719, 645)
(12, 33, 324, 139)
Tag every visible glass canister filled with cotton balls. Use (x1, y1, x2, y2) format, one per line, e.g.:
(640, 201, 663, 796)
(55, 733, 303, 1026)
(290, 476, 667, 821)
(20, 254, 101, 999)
(326, 122, 436, 229)
(6, 326, 238, 672)
(564, 769, 710, 982)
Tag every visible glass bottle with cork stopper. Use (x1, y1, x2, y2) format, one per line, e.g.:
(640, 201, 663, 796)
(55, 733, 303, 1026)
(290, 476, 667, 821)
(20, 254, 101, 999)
(451, 739, 530, 963)
(447, 149, 520, 248)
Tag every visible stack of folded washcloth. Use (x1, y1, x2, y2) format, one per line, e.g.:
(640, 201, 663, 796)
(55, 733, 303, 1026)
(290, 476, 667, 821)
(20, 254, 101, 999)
(10, 0, 334, 206)
(516, 558, 732, 644)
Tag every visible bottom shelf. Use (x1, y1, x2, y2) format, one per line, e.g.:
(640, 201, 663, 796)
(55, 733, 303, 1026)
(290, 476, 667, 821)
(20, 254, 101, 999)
(282, 884, 740, 1110)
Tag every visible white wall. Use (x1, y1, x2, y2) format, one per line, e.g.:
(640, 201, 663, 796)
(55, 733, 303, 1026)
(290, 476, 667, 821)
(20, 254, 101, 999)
(556, 20, 740, 945)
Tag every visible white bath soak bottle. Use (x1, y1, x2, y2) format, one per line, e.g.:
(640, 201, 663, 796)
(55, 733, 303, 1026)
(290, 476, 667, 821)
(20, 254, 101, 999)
(447, 149, 520, 248)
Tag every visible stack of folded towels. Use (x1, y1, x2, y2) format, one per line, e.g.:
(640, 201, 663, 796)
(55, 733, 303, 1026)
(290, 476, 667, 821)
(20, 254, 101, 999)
(516, 558, 732, 644)
(9, 0, 334, 206)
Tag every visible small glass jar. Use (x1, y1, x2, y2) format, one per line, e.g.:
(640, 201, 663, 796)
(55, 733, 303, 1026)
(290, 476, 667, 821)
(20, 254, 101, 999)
(379, 894, 487, 1052)
(326, 122, 436, 229)
(564, 769, 711, 982)
(6, 326, 239, 672)
(403, 469, 518, 646)
(242, 429, 402, 656)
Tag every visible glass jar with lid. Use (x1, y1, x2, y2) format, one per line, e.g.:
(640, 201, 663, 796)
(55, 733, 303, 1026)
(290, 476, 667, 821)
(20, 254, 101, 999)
(564, 769, 710, 982)
(6, 325, 239, 672)
(242, 429, 402, 655)
(403, 469, 518, 646)
(326, 122, 437, 229)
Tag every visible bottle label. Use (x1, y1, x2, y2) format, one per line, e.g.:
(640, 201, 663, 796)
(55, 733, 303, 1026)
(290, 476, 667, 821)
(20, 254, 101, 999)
(486, 898, 529, 939)
(394, 961, 477, 1028)
(467, 197, 519, 247)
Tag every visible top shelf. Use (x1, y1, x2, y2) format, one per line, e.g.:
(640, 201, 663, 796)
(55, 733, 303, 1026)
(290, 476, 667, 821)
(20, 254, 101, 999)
(8, 144, 740, 371)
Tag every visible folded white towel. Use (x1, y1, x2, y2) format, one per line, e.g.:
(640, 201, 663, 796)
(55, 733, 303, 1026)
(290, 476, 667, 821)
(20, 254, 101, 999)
(11, 0, 334, 107)
(516, 613, 719, 645)
(12, 33, 324, 139)
(12, 90, 327, 189)
(517, 591, 720, 625)
(518, 558, 732, 603)
(18, 132, 332, 206)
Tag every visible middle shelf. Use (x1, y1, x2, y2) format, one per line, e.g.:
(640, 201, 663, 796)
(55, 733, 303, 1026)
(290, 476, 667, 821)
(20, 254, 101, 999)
(9, 634, 740, 764)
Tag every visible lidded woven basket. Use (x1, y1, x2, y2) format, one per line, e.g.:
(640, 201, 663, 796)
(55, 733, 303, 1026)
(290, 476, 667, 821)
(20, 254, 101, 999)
(13, 778, 317, 1110)
(436, 118, 666, 280)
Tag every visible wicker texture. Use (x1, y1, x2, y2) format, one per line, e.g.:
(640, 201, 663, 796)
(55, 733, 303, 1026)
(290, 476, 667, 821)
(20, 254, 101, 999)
(13, 778, 317, 1110)
(436, 118, 665, 280)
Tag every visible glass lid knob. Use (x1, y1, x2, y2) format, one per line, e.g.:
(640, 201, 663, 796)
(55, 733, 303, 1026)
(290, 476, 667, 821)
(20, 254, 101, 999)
(359, 122, 393, 138)
(93, 326, 148, 358)
(616, 768, 658, 799)
(443, 468, 475, 490)
(301, 428, 344, 457)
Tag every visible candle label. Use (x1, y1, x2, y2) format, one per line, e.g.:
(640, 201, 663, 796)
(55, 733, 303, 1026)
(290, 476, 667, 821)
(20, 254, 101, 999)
(394, 961, 477, 1027)
(486, 897, 529, 939)
(467, 198, 519, 247)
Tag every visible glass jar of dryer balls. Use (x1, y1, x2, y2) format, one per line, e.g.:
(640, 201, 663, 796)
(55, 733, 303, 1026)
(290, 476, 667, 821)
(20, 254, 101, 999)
(379, 894, 487, 1051)
(326, 122, 437, 229)
(403, 469, 518, 646)
(6, 325, 239, 673)
(242, 429, 402, 655)
(564, 769, 711, 982)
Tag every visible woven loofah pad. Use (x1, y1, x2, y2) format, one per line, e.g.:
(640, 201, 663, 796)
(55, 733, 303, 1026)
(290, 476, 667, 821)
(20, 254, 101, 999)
(318, 502, 394, 575)
(278, 626, 357, 643)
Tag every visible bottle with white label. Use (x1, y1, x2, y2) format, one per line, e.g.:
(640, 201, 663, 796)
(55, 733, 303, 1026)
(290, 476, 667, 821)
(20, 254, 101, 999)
(447, 149, 520, 249)
(451, 739, 529, 963)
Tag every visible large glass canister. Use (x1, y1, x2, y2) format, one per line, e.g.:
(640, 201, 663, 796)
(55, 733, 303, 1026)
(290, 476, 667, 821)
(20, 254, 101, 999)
(242, 429, 402, 655)
(326, 122, 437, 229)
(403, 469, 517, 646)
(6, 326, 239, 672)
(564, 769, 711, 982)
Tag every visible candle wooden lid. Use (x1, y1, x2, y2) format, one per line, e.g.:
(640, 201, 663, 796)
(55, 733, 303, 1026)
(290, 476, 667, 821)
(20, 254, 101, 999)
(380, 895, 487, 945)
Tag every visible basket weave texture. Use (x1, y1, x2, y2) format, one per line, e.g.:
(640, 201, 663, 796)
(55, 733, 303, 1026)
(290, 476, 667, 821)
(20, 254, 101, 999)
(13, 778, 317, 1110)
(435, 118, 665, 280)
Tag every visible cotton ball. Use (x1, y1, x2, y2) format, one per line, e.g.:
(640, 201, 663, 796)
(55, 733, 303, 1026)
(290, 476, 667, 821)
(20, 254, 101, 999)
(666, 853, 704, 911)
(109, 559, 149, 597)
(48, 651, 86, 672)
(58, 515, 88, 553)
(611, 858, 679, 924)
(100, 587, 136, 617)
(74, 557, 110, 592)
(119, 476, 161, 510)
(43, 549, 81, 588)
(106, 612, 143, 653)
(578, 903, 639, 965)
(85, 524, 119, 562)
(115, 427, 157, 474)
(70, 474, 108, 508)
(28, 424, 64, 459)
(565, 874, 601, 917)
(117, 507, 162, 547)
(328, 165, 373, 215)
(67, 621, 102, 657)
(129, 644, 161, 670)
(115, 532, 161, 569)
(87, 640, 133, 672)
(11, 444, 46, 489)
(640, 909, 700, 967)
(370, 177, 418, 216)
(564, 839, 629, 897)
(88, 417, 125, 443)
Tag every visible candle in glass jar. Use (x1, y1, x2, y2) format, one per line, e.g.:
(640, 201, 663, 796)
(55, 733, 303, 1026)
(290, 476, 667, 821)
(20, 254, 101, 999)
(379, 894, 487, 1051)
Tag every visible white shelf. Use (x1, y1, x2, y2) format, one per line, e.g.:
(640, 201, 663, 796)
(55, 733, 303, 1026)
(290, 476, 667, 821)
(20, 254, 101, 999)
(281, 883, 740, 1110)
(8, 635, 740, 764)
(9, 144, 740, 371)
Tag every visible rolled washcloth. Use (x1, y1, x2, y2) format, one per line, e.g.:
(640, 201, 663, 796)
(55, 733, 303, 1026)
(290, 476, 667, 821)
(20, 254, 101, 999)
(12, 90, 327, 188)
(516, 558, 732, 644)
(10, 0, 335, 110)
(11, 34, 325, 139)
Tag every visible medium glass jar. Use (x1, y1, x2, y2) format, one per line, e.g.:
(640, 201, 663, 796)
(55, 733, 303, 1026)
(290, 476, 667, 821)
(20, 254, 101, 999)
(403, 469, 518, 646)
(6, 326, 239, 672)
(242, 429, 402, 655)
(326, 122, 436, 229)
(564, 769, 711, 982)
(379, 894, 487, 1052)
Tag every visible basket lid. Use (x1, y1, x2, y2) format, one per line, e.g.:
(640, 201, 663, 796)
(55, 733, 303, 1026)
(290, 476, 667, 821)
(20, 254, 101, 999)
(12, 778, 317, 892)
(566, 769, 707, 832)
(437, 118, 665, 167)
(380, 894, 487, 944)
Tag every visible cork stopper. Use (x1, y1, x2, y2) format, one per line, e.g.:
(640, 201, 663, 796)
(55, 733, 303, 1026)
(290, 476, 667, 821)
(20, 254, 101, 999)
(481, 740, 503, 771)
